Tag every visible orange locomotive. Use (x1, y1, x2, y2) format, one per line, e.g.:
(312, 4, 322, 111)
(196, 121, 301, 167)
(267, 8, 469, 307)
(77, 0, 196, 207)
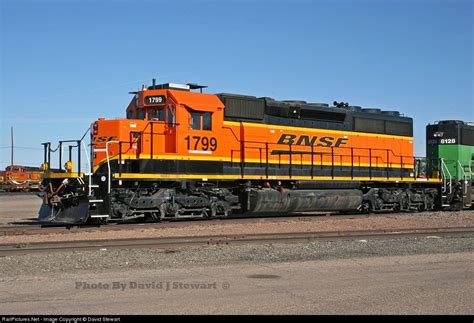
(39, 81, 441, 224)
(0, 165, 42, 192)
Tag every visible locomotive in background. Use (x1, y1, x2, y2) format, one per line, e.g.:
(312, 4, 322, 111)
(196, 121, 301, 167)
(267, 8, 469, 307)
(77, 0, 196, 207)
(37, 80, 473, 224)
(0, 165, 43, 192)
(426, 120, 474, 209)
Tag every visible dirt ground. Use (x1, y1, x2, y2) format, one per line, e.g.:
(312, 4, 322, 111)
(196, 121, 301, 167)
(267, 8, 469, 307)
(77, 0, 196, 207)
(0, 193, 42, 225)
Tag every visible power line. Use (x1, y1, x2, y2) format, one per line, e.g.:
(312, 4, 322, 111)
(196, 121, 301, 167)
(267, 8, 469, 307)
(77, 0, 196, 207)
(0, 146, 42, 151)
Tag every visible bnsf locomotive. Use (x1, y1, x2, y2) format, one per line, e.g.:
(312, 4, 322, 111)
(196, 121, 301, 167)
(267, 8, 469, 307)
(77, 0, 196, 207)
(38, 81, 474, 224)
(0, 165, 43, 192)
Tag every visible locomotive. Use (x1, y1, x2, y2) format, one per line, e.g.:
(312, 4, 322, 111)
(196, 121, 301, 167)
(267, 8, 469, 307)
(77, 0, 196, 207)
(0, 165, 43, 192)
(38, 81, 473, 224)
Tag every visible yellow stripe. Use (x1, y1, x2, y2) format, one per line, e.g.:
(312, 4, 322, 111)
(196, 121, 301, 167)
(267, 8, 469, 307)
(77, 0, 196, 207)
(43, 172, 84, 179)
(114, 172, 441, 183)
(223, 121, 414, 140)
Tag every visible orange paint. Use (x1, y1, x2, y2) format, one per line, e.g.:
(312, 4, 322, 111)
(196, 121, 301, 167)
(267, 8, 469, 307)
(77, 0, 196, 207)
(92, 89, 414, 172)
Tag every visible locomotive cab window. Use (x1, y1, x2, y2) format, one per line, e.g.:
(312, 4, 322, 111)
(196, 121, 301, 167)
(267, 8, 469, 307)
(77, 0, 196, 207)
(190, 111, 212, 130)
(203, 112, 212, 130)
(147, 108, 165, 121)
(191, 111, 201, 130)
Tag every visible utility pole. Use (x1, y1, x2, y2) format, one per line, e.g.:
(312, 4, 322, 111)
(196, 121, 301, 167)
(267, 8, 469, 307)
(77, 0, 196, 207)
(10, 126, 14, 167)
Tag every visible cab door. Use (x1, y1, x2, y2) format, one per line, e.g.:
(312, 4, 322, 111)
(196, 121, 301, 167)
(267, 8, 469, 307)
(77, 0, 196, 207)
(165, 103, 177, 153)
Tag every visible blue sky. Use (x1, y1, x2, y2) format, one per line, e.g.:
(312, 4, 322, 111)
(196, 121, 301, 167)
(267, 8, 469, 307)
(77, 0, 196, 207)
(1, 0, 473, 168)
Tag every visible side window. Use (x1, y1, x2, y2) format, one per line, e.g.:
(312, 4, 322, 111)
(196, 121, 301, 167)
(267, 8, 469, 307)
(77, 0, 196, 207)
(127, 111, 134, 119)
(158, 109, 165, 121)
(191, 111, 201, 130)
(137, 109, 144, 120)
(190, 111, 212, 130)
(202, 112, 212, 130)
(167, 107, 175, 125)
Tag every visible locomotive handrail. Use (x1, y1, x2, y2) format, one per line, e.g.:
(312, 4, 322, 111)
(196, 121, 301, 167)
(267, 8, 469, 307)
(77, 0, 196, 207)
(440, 158, 452, 194)
(224, 122, 414, 165)
(106, 140, 120, 194)
(234, 138, 414, 165)
(440, 158, 446, 192)
(222, 120, 424, 181)
(412, 157, 441, 180)
(137, 120, 172, 159)
(457, 160, 468, 195)
(235, 140, 395, 180)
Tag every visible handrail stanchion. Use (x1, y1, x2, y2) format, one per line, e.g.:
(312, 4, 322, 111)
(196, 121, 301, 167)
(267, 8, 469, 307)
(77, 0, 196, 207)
(77, 140, 81, 175)
(331, 147, 334, 179)
(106, 141, 120, 194)
(265, 143, 269, 179)
(150, 122, 153, 160)
(369, 148, 372, 179)
(119, 142, 123, 177)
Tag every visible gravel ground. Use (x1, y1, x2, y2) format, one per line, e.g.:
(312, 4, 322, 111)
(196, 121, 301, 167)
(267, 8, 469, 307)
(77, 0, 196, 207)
(2, 251, 472, 314)
(1, 210, 473, 245)
(0, 193, 41, 224)
(1, 235, 472, 277)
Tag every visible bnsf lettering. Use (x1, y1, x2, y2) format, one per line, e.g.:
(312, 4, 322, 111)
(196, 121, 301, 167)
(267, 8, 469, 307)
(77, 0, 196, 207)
(93, 136, 118, 142)
(277, 134, 349, 147)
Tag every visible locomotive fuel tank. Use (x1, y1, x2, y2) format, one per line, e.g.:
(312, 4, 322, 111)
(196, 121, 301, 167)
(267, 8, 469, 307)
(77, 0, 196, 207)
(246, 189, 363, 213)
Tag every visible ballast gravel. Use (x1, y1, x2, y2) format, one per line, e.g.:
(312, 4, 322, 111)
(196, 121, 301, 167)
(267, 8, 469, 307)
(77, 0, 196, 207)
(1, 210, 473, 245)
(0, 235, 472, 277)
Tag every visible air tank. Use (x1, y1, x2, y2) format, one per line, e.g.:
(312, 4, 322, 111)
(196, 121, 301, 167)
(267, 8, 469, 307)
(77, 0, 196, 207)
(246, 189, 363, 213)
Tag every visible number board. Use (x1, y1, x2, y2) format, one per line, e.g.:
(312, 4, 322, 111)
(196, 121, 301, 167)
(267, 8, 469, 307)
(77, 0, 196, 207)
(144, 95, 166, 105)
(440, 138, 456, 144)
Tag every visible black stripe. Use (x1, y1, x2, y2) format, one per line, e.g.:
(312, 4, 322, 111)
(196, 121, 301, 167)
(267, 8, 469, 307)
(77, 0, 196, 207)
(96, 159, 413, 179)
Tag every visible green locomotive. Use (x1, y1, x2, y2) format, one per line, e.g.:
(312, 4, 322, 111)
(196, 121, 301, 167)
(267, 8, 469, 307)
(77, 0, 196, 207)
(427, 120, 474, 209)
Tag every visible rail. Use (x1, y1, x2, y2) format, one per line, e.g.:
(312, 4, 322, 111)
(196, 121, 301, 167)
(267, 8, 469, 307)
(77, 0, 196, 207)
(230, 139, 434, 181)
(106, 140, 120, 194)
(102, 121, 171, 192)
(440, 158, 452, 194)
(41, 128, 91, 175)
(1, 226, 473, 256)
(457, 160, 468, 195)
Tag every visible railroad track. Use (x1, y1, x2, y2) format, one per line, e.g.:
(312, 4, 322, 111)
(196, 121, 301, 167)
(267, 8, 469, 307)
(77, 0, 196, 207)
(0, 226, 472, 256)
(4, 209, 467, 237)
(0, 212, 379, 236)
